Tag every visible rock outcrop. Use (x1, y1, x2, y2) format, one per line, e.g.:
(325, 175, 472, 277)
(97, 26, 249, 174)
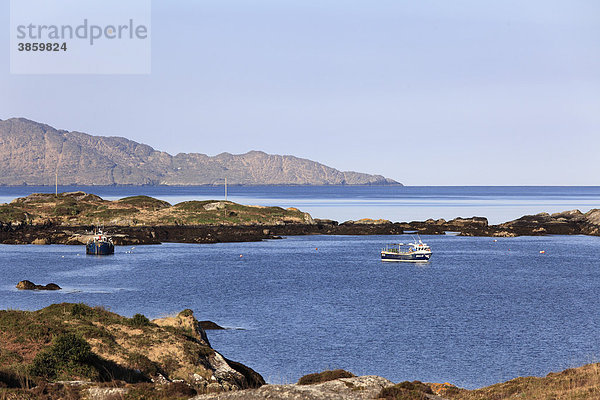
(342, 218, 392, 225)
(16, 280, 61, 290)
(0, 303, 264, 394)
(191, 375, 395, 400)
(152, 309, 211, 347)
(200, 321, 226, 330)
(0, 118, 400, 186)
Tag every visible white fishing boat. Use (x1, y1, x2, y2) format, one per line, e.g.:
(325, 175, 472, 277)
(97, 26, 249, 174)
(381, 238, 431, 262)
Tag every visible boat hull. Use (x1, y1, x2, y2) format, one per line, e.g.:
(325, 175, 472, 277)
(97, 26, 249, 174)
(381, 251, 431, 262)
(86, 241, 115, 255)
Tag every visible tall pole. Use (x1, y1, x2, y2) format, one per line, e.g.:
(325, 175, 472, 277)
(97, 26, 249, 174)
(225, 177, 227, 201)
(55, 173, 58, 196)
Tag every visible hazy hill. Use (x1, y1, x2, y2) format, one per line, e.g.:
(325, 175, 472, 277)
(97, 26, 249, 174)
(0, 118, 399, 186)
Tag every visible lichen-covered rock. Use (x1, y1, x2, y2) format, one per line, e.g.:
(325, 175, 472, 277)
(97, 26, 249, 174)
(190, 375, 395, 400)
(204, 202, 228, 211)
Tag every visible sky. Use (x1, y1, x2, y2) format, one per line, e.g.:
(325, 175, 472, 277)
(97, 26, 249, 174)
(1, 0, 599, 185)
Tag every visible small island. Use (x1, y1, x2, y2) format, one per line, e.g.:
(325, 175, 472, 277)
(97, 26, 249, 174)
(0, 191, 599, 246)
(16, 280, 61, 291)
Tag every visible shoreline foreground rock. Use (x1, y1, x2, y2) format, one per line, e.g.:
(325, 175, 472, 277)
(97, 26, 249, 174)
(0, 303, 264, 397)
(1, 304, 599, 399)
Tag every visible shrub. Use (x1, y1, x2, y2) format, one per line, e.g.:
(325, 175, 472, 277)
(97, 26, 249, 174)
(297, 369, 355, 385)
(70, 303, 91, 318)
(124, 382, 196, 400)
(130, 314, 150, 328)
(29, 333, 95, 380)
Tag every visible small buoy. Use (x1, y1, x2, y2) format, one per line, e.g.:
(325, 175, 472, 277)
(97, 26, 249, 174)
(493, 239, 497, 242)
(315, 247, 318, 251)
(540, 250, 545, 254)
(239, 254, 243, 258)
(61, 255, 65, 258)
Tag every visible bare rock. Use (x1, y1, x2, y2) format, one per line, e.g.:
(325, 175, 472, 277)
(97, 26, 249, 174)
(204, 202, 228, 211)
(16, 280, 61, 290)
(550, 209, 585, 221)
(492, 231, 518, 237)
(342, 218, 392, 225)
(152, 309, 210, 346)
(190, 375, 395, 400)
(200, 321, 226, 330)
(87, 387, 129, 400)
(447, 216, 488, 228)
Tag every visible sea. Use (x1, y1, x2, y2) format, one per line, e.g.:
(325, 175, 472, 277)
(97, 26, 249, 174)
(1, 185, 600, 389)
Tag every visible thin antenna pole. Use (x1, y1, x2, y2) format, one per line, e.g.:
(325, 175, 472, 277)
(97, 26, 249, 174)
(55, 173, 58, 196)
(225, 177, 227, 201)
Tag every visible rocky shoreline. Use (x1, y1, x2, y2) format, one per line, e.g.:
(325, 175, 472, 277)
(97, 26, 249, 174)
(2, 304, 599, 399)
(1, 209, 599, 246)
(0, 304, 265, 397)
(0, 192, 598, 245)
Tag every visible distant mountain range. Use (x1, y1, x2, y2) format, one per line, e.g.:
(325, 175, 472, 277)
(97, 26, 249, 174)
(0, 118, 400, 186)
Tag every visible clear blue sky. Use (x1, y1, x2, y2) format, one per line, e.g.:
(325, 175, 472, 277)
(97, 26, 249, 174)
(1, 1, 598, 185)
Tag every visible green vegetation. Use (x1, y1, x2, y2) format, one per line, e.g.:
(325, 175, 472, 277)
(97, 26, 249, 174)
(0, 205, 29, 223)
(129, 313, 151, 328)
(29, 333, 95, 380)
(117, 195, 171, 210)
(297, 369, 355, 385)
(172, 200, 216, 212)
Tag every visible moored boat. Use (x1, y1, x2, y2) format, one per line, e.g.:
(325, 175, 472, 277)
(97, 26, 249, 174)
(381, 239, 431, 262)
(86, 229, 115, 255)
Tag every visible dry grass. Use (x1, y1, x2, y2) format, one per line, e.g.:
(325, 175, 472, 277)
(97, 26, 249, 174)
(440, 363, 600, 400)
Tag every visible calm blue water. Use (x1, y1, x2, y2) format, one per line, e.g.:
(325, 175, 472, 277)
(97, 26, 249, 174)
(1, 186, 599, 224)
(2, 234, 600, 388)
